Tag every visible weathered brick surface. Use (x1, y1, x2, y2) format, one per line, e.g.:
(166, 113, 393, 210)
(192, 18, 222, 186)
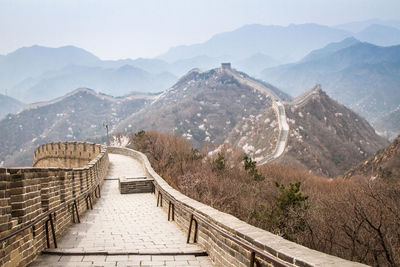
(0, 142, 109, 267)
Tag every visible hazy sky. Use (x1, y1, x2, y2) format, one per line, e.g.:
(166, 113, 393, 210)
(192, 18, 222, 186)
(1, 0, 399, 59)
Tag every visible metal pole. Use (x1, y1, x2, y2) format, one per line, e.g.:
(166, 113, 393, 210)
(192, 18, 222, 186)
(106, 125, 109, 146)
(103, 122, 109, 146)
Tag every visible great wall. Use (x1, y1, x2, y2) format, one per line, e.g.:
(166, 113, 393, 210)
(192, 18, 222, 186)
(224, 64, 290, 165)
(0, 142, 367, 266)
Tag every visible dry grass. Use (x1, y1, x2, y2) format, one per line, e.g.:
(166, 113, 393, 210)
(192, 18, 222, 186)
(128, 131, 400, 267)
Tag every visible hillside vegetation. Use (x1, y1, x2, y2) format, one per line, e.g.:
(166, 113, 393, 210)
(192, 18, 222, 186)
(129, 130, 400, 267)
(345, 135, 400, 181)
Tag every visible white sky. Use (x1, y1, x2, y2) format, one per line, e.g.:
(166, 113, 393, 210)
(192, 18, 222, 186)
(1, 0, 399, 59)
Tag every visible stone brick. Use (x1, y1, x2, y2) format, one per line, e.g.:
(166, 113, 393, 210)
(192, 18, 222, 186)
(1, 142, 108, 267)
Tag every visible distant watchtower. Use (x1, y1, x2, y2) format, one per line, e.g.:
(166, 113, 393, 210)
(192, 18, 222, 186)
(221, 63, 231, 70)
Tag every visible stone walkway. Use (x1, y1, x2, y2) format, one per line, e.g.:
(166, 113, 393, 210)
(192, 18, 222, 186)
(30, 154, 214, 267)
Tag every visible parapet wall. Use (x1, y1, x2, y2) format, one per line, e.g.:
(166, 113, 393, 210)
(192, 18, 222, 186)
(33, 142, 103, 168)
(110, 146, 366, 267)
(0, 142, 109, 267)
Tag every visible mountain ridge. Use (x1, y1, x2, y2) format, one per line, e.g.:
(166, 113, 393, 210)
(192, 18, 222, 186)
(0, 94, 25, 119)
(0, 88, 155, 167)
(116, 65, 286, 147)
(260, 41, 400, 138)
(344, 135, 400, 180)
(228, 85, 388, 176)
(159, 23, 352, 63)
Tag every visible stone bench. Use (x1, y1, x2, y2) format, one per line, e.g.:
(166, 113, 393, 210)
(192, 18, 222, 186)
(118, 177, 154, 194)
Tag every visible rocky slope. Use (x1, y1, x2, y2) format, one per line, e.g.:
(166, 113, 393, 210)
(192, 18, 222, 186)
(344, 135, 400, 181)
(229, 85, 389, 177)
(117, 65, 287, 147)
(280, 86, 388, 176)
(226, 108, 280, 162)
(0, 88, 154, 166)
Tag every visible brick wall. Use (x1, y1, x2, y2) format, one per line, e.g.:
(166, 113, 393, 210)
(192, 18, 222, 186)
(109, 146, 367, 267)
(33, 142, 102, 168)
(0, 142, 109, 267)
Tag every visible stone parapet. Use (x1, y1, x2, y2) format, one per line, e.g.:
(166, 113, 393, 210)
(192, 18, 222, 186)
(33, 142, 102, 168)
(111, 146, 367, 267)
(0, 142, 109, 267)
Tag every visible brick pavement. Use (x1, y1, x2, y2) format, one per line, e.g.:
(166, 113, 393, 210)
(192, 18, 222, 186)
(30, 154, 214, 267)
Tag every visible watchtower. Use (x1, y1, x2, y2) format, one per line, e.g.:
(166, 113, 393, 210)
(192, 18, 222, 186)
(221, 63, 231, 70)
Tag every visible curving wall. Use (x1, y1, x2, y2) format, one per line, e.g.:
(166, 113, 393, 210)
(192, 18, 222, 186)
(0, 142, 109, 267)
(33, 142, 103, 168)
(0, 143, 367, 267)
(109, 146, 367, 267)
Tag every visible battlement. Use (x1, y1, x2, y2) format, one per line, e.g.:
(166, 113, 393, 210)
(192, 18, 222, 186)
(33, 141, 103, 168)
(0, 142, 109, 267)
(1, 144, 367, 267)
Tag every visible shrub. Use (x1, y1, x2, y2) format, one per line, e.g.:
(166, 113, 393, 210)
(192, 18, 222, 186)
(128, 131, 400, 266)
(243, 154, 264, 181)
(252, 181, 309, 240)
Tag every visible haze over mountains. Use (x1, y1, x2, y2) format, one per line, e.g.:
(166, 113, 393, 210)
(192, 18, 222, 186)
(2, 19, 400, 104)
(335, 18, 400, 33)
(0, 94, 24, 119)
(1, 19, 399, 172)
(261, 39, 400, 139)
(0, 45, 177, 103)
(0, 65, 388, 179)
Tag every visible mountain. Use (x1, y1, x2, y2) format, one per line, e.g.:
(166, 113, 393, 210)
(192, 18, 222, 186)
(300, 37, 361, 63)
(373, 106, 400, 140)
(260, 41, 400, 136)
(0, 45, 178, 103)
(228, 85, 389, 177)
(0, 45, 101, 89)
(117, 64, 289, 147)
(235, 53, 281, 76)
(336, 19, 400, 32)
(12, 64, 177, 103)
(169, 55, 221, 76)
(0, 94, 24, 119)
(344, 135, 400, 181)
(0, 88, 155, 167)
(355, 24, 400, 46)
(159, 23, 352, 63)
